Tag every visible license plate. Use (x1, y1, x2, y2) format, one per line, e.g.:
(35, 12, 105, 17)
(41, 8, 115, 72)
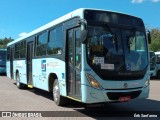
(118, 96, 131, 102)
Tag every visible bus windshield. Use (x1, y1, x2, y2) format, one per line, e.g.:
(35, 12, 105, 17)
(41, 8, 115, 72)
(86, 25, 148, 80)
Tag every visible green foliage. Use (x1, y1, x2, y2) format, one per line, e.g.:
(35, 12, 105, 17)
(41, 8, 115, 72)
(149, 28, 160, 52)
(0, 37, 13, 49)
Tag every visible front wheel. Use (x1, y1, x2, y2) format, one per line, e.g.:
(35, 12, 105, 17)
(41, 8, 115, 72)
(53, 79, 65, 106)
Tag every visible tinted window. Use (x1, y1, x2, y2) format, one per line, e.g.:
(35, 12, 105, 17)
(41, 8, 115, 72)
(15, 43, 20, 59)
(37, 32, 47, 45)
(47, 26, 63, 55)
(20, 41, 26, 58)
(84, 10, 144, 27)
(36, 32, 48, 56)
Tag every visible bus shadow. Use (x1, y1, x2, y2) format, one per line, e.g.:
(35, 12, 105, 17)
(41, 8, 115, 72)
(72, 99, 160, 119)
(12, 82, 160, 119)
(0, 73, 6, 76)
(32, 88, 53, 99)
(13, 83, 160, 111)
(27, 87, 53, 100)
(13, 83, 53, 100)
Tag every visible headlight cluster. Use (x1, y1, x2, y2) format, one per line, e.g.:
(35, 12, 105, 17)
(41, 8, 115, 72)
(86, 73, 102, 89)
(144, 78, 150, 88)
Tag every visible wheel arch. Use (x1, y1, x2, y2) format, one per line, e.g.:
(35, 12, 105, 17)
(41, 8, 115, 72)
(48, 73, 58, 92)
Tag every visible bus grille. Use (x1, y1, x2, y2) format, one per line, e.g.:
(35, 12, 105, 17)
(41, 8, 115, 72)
(107, 90, 141, 100)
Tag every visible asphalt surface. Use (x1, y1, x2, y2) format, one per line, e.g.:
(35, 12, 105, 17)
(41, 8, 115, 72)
(0, 75, 160, 120)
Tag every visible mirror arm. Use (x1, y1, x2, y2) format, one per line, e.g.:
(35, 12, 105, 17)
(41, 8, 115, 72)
(78, 19, 88, 43)
(146, 30, 151, 44)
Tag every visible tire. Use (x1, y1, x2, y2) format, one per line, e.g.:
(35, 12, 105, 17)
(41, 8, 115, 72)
(53, 79, 65, 106)
(16, 73, 23, 89)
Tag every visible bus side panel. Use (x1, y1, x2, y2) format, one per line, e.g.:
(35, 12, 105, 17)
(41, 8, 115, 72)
(13, 61, 16, 80)
(6, 61, 11, 78)
(16, 60, 27, 84)
(32, 58, 66, 96)
(32, 58, 47, 90)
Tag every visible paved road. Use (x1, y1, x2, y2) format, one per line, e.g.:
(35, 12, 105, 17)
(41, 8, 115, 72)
(0, 76, 160, 120)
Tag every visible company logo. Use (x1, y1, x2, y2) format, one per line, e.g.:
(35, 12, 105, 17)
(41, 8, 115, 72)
(41, 60, 46, 72)
(2, 112, 11, 117)
(124, 83, 128, 88)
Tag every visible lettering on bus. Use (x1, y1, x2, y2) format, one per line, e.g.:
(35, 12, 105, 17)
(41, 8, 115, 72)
(47, 62, 60, 68)
(16, 61, 23, 68)
(93, 57, 104, 64)
(101, 63, 114, 70)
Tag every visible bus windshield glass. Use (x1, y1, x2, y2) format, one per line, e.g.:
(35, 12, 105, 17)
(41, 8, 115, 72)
(85, 11, 148, 80)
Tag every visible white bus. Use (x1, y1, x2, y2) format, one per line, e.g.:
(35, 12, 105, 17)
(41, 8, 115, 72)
(7, 8, 151, 106)
(151, 51, 160, 79)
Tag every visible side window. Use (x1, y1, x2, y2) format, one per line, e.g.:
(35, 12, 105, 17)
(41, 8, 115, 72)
(15, 43, 20, 59)
(47, 26, 63, 55)
(36, 32, 48, 56)
(20, 41, 26, 58)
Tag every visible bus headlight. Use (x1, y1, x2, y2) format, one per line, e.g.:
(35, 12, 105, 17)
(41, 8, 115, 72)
(86, 73, 102, 89)
(144, 79, 150, 88)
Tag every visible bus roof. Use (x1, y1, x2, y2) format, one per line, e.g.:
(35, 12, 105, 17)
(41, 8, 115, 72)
(7, 8, 140, 46)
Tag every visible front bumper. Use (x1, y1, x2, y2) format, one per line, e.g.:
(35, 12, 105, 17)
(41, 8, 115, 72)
(81, 85, 149, 104)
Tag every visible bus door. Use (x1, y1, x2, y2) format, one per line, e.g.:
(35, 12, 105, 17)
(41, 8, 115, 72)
(10, 48, 14, 79)
(26, 41, 34, 86)
(67, 27, 82, 100)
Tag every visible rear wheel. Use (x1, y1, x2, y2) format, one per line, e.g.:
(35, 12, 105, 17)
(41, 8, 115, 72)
(53, 79, 65, 106)
(16, 73, 23, 89)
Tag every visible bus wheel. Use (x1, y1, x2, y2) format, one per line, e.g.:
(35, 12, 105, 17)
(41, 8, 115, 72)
(16, 73, 23, 89)
(53, 79, 65, 106)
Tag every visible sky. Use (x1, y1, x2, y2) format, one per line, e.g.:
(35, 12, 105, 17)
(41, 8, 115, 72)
(0, 0, 160, 39)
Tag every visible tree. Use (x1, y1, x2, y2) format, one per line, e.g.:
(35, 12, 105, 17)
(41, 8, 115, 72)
(149, 28, 160, 52)
(0, 37, 14, 49)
